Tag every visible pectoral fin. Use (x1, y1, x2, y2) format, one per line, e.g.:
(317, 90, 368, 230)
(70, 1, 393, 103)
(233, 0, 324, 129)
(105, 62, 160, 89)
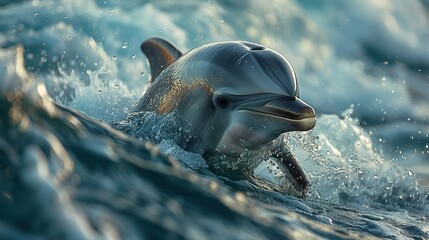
(250, 142, 309, 197)
(141, 37, 183, 83)
(273, 144, 309, 197)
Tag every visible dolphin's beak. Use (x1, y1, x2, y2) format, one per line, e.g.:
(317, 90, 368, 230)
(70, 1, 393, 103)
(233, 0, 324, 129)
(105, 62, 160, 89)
(245, 97, 316, 130)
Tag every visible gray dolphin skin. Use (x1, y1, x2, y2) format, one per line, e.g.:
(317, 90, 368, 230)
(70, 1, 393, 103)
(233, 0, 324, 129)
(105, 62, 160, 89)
(136, 37, 316, 197)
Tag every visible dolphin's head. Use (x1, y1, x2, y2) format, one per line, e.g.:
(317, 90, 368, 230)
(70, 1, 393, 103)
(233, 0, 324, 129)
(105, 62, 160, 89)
(138, 38, 315, 151)
(203, 42, 316, 151)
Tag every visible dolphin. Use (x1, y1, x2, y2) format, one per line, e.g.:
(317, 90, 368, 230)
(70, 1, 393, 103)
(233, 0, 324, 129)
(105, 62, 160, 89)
(135, 37, 316, 197)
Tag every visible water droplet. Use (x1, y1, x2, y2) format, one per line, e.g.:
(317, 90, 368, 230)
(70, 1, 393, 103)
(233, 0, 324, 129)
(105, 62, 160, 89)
(132, 54, 136, 59)
(26, 53, 34, 60)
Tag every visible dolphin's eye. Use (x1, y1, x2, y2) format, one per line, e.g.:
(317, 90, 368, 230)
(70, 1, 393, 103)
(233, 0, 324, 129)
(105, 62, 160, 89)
(213, 95, 230, 109)
(250, 46, 264, 51)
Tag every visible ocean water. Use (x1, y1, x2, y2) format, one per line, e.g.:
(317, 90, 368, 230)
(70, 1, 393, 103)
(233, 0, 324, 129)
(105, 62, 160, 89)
(1, 0, 428, 239)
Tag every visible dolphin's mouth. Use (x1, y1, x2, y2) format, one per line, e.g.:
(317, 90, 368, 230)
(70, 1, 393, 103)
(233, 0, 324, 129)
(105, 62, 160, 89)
(242, 97, 316, 131)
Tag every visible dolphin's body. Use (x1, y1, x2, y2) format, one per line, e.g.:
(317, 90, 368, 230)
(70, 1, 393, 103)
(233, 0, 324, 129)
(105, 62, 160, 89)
(136, 38, 316, 197)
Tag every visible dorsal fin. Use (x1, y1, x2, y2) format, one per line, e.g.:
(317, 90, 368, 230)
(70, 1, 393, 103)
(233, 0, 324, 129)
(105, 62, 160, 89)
(141, 37, 183, 83)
